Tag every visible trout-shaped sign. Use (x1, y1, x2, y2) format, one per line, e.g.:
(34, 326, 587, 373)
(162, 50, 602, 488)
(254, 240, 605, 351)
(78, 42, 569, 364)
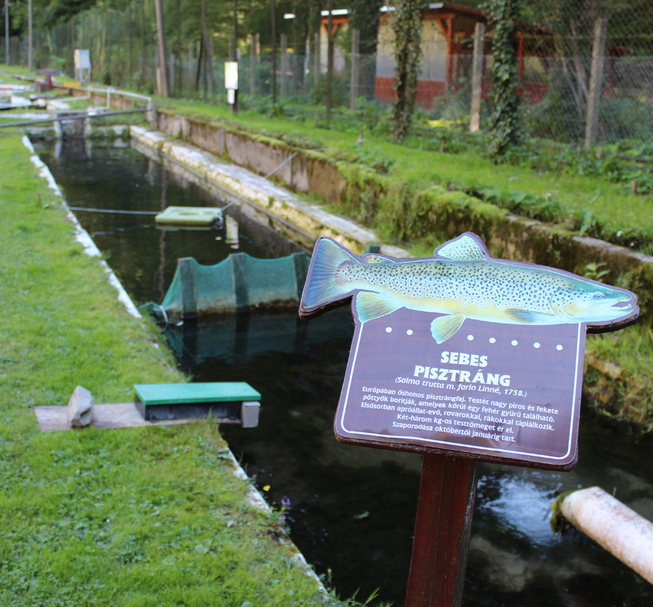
(299, 232, 639, 469)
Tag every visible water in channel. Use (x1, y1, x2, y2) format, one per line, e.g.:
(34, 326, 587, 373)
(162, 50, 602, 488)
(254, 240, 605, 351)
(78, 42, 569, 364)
(34, 137, 653, 607)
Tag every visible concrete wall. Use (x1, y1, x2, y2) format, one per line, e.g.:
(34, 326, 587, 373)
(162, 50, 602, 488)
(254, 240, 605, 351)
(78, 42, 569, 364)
(156, 111, 348, 206)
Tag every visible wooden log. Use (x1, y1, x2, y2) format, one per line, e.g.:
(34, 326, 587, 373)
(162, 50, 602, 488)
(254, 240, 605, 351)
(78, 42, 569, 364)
(558, 486, 653, 583)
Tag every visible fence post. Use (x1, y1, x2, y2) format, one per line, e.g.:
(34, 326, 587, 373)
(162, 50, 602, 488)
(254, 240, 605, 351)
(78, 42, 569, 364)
(304, 37, 311, 96)
(4, 0, 10, 65)
(281, 33, 288, 98)
(250, 33, 258, 97)
(271, 0, 277, 104)
(208, 35, 216, 102)
(350, 28, 360, 111)
(313, 31, 320, 91)
(27, 0, 33, 71)
(326, 0, 334, 123)
(585, 18, 608, 149)
(469, 22, 485, 133)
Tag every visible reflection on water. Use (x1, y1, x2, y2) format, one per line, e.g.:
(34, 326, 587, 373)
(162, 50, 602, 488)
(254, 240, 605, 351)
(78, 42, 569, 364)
(32, 138, 303, 305)
(35, 138, 653, 607)
(225, 214, 240, 249)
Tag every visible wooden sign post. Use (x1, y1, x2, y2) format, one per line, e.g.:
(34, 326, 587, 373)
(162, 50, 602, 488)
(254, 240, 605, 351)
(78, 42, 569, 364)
(299, 233, 639, 606)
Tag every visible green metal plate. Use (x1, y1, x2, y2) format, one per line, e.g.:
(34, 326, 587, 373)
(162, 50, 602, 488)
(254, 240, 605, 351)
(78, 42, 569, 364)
(134, 382, 261, 405)
(155, 206, 221, 226)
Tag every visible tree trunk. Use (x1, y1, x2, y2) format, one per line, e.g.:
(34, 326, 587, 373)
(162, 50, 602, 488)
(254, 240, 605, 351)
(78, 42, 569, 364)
(391, 0, 422, 142)
(487, 0, 522, 159)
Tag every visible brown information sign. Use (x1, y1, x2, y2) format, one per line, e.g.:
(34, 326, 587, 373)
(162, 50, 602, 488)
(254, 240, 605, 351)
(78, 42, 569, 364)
(335, 309, 584, 468)
(299, 233, 639, 471)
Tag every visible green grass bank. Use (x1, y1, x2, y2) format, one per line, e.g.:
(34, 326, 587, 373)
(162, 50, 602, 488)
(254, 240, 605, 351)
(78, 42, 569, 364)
(157, 98, 653, 254)
(0, 131, 340, 606)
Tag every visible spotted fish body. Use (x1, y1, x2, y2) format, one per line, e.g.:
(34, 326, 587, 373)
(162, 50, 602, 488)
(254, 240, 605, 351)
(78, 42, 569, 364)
(299, 233, 638, 343)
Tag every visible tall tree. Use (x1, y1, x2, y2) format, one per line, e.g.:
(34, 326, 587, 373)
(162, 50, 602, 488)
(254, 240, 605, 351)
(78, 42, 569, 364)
(391, 0, 422, 142)
(43, 0, 98, 27)
(487, 0, 521, 159)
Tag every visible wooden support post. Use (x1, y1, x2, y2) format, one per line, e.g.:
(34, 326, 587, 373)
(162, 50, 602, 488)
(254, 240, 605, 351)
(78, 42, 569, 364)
(405, 455, 478, 607)
(585, 18, 608, 149)
(350, 28, 360, 110)
(281, 33, 288, 98)
(469, 22, 485, 133)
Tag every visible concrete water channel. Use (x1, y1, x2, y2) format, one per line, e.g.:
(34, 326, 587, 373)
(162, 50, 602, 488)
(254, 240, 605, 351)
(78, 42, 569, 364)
(32, 133, 653, 607)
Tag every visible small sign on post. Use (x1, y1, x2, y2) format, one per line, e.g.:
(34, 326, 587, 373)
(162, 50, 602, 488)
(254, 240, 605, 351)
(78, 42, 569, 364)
(74, 49, 91, 83)
(224, 60, 239, 114)
(299, 232, 639, 606)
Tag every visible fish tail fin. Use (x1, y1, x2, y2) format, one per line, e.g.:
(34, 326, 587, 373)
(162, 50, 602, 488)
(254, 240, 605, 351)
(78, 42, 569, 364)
(300, 238, 358, 317)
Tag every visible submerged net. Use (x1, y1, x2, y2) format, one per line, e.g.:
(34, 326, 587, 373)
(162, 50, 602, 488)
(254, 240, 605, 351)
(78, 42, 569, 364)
(154, 252, 311, 319)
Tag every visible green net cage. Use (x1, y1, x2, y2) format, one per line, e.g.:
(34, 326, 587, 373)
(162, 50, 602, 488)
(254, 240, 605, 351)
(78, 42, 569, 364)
(149, 252, 311, 320)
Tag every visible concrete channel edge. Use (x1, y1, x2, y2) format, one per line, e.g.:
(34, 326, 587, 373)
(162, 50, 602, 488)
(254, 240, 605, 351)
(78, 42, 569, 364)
(129, 125, 409, 258)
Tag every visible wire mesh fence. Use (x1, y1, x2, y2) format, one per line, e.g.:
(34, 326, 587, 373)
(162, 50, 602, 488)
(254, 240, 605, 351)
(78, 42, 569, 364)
(3, 2, 653, 148)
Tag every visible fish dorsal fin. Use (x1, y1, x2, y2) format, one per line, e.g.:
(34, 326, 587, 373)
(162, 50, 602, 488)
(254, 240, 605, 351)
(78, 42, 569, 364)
(430, 314, 465, 343)
(355, 291, 400, 323)
(361, 254, 396, 264)
(435, 233, 489, 262)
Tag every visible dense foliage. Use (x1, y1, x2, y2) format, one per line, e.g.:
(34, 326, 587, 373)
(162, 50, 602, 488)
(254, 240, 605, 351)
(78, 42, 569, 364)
(390, 0, 422, 142)
(486, 0, 522, 160)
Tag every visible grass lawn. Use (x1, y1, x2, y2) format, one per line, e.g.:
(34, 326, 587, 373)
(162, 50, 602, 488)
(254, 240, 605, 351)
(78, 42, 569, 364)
(0, 130, 340, 606)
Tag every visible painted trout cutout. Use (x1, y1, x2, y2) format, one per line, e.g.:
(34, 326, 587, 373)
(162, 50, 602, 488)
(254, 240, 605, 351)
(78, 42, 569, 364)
(299, 233, 639, 342)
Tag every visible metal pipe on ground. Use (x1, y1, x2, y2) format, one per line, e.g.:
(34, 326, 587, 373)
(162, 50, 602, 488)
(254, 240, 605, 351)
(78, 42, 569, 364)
(554, 486, 653, 583)
(0, 107, 148, 129)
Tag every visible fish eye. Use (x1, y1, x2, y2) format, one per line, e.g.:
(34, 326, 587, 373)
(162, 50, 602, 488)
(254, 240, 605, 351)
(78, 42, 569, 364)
(593, 292, 605, 300)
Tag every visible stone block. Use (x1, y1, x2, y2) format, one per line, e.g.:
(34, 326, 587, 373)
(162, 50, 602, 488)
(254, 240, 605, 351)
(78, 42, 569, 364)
(68, 386, 94, 428)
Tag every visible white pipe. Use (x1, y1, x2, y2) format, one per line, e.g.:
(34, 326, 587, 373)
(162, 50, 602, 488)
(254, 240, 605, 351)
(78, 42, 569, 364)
(559, 486, 653, 583)
(83, 85, 152, 105)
